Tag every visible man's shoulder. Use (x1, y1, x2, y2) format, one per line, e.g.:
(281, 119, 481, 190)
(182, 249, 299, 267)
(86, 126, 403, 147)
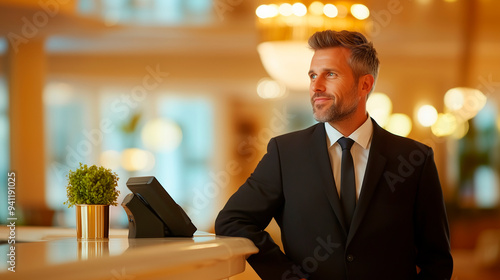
(274, 123, 323, 142)
(373, 121, 432, 155)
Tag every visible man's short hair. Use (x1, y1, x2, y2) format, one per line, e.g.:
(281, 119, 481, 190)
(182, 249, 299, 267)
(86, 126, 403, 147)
(308, 30, 379, 82)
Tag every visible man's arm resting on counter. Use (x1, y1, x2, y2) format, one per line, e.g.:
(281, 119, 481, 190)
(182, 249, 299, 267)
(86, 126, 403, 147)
(215, 139, 304, 280)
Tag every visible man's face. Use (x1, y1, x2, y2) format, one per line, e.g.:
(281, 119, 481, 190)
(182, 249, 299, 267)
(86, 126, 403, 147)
(308, 47, 361, 123)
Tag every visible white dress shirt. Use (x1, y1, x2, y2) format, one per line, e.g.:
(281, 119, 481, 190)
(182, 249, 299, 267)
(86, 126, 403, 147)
(324, 116, 373, 200)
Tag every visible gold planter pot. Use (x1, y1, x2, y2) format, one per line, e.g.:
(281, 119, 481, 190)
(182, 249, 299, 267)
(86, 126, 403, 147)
(76, 204, 109, 240)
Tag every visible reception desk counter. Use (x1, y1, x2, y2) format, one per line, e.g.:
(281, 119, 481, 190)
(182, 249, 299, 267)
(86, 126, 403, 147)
(0, 226, 258, 280)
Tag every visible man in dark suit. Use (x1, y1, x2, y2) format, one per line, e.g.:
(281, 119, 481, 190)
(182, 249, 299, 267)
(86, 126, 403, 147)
(215, 30, 453, 279)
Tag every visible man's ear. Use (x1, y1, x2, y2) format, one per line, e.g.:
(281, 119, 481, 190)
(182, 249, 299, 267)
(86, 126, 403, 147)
(359, 74, 375, 97)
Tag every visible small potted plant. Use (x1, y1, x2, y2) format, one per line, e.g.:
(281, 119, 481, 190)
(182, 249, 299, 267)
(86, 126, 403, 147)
(65, 163, 120, 240)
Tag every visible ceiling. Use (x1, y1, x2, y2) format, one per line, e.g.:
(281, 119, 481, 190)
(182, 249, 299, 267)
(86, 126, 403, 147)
(0, 0, 498, 57)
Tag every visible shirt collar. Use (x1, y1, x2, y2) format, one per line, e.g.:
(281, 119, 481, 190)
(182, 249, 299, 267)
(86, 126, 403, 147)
(324, 115, 373, 149)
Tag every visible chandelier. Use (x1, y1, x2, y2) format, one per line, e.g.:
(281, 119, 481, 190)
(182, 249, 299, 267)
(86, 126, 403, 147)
(255, 1, 371, 91)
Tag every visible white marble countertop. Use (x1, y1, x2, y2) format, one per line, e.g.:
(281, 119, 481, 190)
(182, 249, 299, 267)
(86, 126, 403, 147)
(0, 226, 258, 280)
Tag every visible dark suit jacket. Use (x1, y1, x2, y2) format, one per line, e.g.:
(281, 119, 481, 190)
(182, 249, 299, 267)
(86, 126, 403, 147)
(215, 119, 453, 280)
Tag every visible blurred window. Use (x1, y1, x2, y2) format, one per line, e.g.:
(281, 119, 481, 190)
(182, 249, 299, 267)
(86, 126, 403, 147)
(78, 0, 213, 26)
(44, 82, 214, 229)
(44, 83, 91, 226)
(0, 77, 8, 222)
(458, 99, 500, 209)
(0, 37, 6, 54)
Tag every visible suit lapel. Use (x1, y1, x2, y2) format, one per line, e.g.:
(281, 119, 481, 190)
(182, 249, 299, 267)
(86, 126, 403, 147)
(347, 119, 387, 246)
(309, 124, 349, 235)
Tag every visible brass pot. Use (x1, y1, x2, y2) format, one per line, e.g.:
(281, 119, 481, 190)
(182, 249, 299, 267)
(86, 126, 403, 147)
(76, 204, 109, 240)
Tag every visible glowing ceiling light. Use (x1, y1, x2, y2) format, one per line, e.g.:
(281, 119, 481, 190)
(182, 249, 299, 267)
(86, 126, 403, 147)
(268, 4, 279, 17)
(351, 4, 370, 20)
(309, 1, 325, 16)
(257, 41, 314, 91)
(256, 5, 269, 19)
(323, 4, 338, 18)
(292, 3, 307, 17)
(279, 3, 293, 16)
(256, 4, 278, 18)
(416, 104, 438, 127)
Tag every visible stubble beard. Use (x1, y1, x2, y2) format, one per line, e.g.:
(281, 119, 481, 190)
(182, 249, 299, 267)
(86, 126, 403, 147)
(312, 86, 359, 123)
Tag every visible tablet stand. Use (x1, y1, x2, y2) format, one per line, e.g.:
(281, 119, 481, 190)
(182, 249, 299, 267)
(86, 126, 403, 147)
(122, 193, 169, 238)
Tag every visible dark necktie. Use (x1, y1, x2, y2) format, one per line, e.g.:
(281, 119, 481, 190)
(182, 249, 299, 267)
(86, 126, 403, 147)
(337, 137, 356, 230)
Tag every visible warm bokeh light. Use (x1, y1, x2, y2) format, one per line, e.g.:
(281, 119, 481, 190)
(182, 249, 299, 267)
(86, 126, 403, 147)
(292, 3, 307, 16)
(243, 1, 375, 21)
(351, 4, 370, 20)
(366, 92, 393, 127)
(309, 1, 325, 16)
(141, 118, 183, 152)
(444, 87, 487, 121)
(256, 5, 268, 19)
(256, 4, 279, 19)
(417, 104, 438, 127)
(121, 148, 155, 172)
(279, 3, 293, 16)
(444, 87, 464, 111)
(451, 120, 469, 139)
(385, 113, 412, 137)
(257, 78, 286, 99)
(323, 4, 338, 18)
(268, 4, 279, 17)
(100, 150, 121, 170)
(431, 113, 457, 137)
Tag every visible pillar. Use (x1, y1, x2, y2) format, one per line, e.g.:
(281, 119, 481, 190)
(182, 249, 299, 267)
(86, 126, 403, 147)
(7, 38, 51, 224)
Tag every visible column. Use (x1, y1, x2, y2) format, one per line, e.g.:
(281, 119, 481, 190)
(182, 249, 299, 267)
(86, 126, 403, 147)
(7, 38, 51, 224)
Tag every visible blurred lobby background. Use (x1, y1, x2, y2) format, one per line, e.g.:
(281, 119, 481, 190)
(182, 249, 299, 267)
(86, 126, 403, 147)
(0, 0, 499, 279)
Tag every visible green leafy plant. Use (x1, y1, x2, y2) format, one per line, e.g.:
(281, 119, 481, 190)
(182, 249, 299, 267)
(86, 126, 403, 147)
(64, 163, 120, 207)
